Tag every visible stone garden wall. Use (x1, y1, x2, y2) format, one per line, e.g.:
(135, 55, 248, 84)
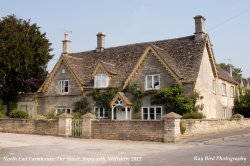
(0, 118, 58, 136)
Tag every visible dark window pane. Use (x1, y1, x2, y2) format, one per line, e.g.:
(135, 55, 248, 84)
(150, 108, 154, 114)
(143, 108, 148, 120)
(156, 107, 161, 114)
(100, 108, 104, 117)
(104, 110, 108, 118)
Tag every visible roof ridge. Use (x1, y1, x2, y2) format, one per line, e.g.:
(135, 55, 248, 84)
(151, 44, 164, 50)
(100, 61, 115, 66)
(69, 35, 195, 55)
(64, 54, 85, 60)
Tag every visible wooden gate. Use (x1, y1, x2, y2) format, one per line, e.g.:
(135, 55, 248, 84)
(71, 119, 82, 138)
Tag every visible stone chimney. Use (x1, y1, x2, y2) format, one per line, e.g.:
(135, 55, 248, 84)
(62, 32, 71, 54)
(96, 32, 105, 52)
(194, 15, 206, 40)
(225, 64, 233, 77)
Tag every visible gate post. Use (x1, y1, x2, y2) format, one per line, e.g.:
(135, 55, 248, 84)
(58, 113, 73, 137)
(81, 113, 96, 139)
(163, 112, 182, 143)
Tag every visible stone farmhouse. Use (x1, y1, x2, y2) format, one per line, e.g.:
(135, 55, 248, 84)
(36, 15, 238, 120)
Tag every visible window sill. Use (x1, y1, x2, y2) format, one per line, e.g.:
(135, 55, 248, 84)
(145, 88, 160, 91)
(58, 92, 70, 95)
(94, 87, 108, 89)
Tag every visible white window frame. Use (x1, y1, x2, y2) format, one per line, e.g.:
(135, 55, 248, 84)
(94, 107, 108, 118)
(145, 74, 160, 90)
(56, 108, 72, 114)
(222, 107, 227, 119)
(212, 80, 216, 94)
(94, 74, 109, 88)
(222, 83, 227, 96)
(141, 106, 162, 120)
(58, 80, 69, 94)
(230, 86, 235, 97)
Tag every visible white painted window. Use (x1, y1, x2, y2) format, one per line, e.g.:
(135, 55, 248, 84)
(146, 74, 160, 90)
(56, 108, 72, 114)
(222, 83, 226, 96)
(94, 74, 109, 88)
(94, 107, 108, 118)
(222, 107, 227, 119)
(58, 80, 69, 93)
(142, 106, 162, 120)
(212, 80, 216, 94)
(230, 86, 235, 97)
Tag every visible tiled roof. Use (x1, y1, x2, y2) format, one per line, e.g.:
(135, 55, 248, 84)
(56, 34, 238, 89)
(110, 92, 133, 107)
(99, 61, 117, 75)
(67, 35, 207, 87)
(216, 65, 238, 85)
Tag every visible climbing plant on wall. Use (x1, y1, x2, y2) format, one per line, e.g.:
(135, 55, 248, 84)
(124, 83, 157, 118)
(87, 88, 121, 111)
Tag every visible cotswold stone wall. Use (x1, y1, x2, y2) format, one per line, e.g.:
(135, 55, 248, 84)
(0, 119, 58, 136)
(181, 118, 250, 138)
(91, 120, 164, 142)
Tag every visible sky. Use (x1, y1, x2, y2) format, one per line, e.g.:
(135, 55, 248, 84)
(1, 0, 250, 78)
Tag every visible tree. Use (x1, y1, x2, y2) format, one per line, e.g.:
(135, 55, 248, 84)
(0, 15, 53, 109)
(234, 89, 250, 117)
(219, 63, 242, 80)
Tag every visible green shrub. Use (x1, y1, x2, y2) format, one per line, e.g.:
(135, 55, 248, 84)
(0, 99, 3, 112)
(9, 109, 29, 119)
(133, 111, 141, 119)
(0, 100, 8, 118)
(0, 112, 8, 118)
(233, 90, 250, 118)
(46, 110, 58, 119)
(182, 111, 205, 119)
(73, 97, 91, 115)
(180, 122, 186, 134)
(33, 115, 47, 120)
(152, 85, 194, 115)
(72, 112, 82, 119)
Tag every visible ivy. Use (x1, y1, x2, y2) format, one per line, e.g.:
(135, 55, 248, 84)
(87, 88, 121, 111)
(72, 97, 91, 115)
(124, 83, 157, 113)
(151, 85, 201, 115)
(88, 84, 204, 119)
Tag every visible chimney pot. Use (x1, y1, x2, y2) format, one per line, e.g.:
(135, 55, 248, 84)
(194, 15, 206, 40)
(96, 32, 105, 52)
(62, 32, 71, 54)
(225, 64, 233, 77)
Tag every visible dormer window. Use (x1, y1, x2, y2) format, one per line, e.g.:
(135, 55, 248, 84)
(94, 74, 109, 88)
(145, 74, 160, 90)
(58, 80, 69, 94)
